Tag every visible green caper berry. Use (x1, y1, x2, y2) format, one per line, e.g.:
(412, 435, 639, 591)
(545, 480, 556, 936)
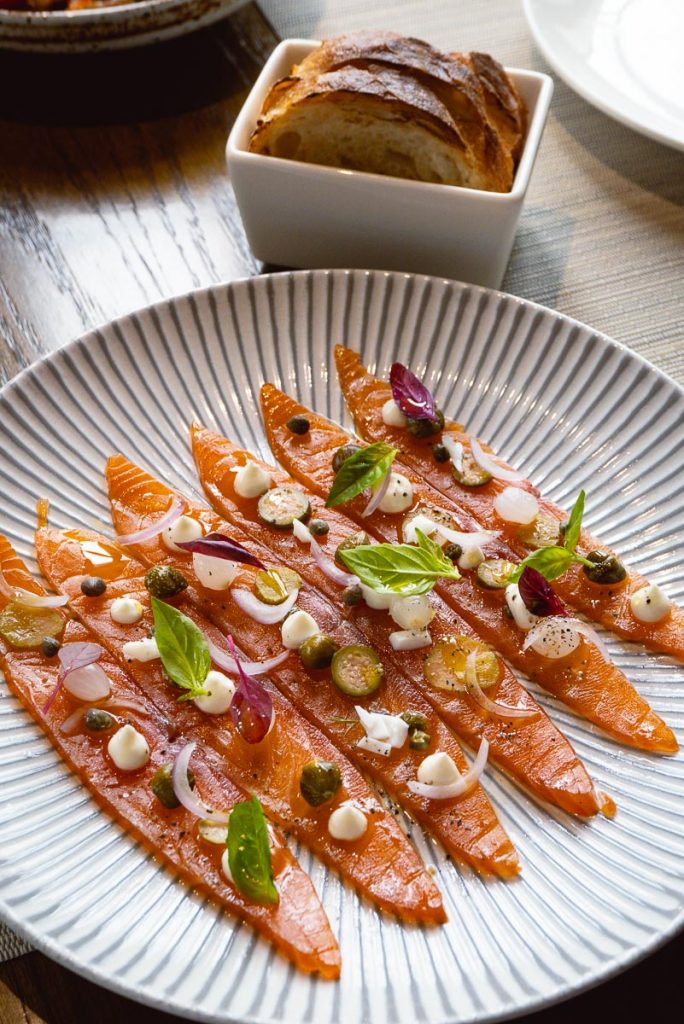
(144, 565, 188, 599)
(286, 415, 310, 436)
(342, 584, 363, 606)
(300, 634, 338, 670)
(582, 550, 627, 585)
(335, 530, 370, 564)
(150, 762, 195, 809)
(400, 710, 429, 733)
(444, 542, 463, 563)
(84, 708, 115, 732)
(299, 760, 341, 807)
(332, 444, 361, 474)
(308, 519, 330, 536)
(81, 576, 107, 597)
(432, 443, 449, 463)
(406, 410, 445, 438)
(409, 730, 431, 750)
(41, 636, 61, 658)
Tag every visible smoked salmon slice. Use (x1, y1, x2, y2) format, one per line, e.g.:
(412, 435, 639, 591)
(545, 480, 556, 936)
(335, 346, 684, 662)
(0, 534, 341, 979)
(191, 423, 601, 819)
(35, 524, 447, 922)
(105, 455, 520, 878)
(260, 383, 677, 755)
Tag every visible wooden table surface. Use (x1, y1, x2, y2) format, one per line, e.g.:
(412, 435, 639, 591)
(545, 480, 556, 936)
(0, 2, 682, 1021)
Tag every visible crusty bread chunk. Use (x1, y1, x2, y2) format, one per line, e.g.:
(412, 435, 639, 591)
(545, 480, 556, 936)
(249, 31, 527, 193)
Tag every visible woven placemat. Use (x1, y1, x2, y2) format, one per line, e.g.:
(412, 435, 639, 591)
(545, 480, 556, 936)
(0, 922, 30, 962)
(259, 0, 684, 383)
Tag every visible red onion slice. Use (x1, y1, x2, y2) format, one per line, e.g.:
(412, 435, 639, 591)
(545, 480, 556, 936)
(116, 494, 185, 546)
(63, 664, 111, 702)
(441, 435, 464, 473)
(0, 566, 12, 599)
(407, 738, 489, 800)
(309, 535, 359, 587)
(523, 616, 610, 661)
(470, 438, 524, 482)
(566, 618, 611, 661)
(464, 652, 538, 720)
(172, 742, 230, 823)
(0, 566, 68, 607)
(226, 635, 274, 744)
(59, 707, 88, 735)
(207, 640, 289, 677)
(231, 587, 299, 624)
(361, 468, 391, 518)
(432, 522, 500, 551)
(43, 641, 104, 713)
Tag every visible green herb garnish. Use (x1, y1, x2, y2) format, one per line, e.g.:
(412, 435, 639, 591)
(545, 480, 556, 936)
(326, 442, 398, 508)
(151, 596, 210, 701)
(227, 795, 279, 905)
(509, 491, 593, 582)
(338, 529, 461, 596)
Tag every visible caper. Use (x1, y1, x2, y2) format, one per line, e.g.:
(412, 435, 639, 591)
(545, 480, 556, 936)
(286, 415, 310, 435)
(144, 564, 188, 599)
(81, 576, 107, 597)
(400, 710, 429, 732)
(308, 519, 329, 536)
(300, 634, 338, 670)
(406, 410, 444, 438)
(444, 542, 463, 563)
(582, 550, 627, 585)
(409, 730, 431, 750)
(335, 530, 370, 564)
(41, 636, 61, 658)
(342, 584, 363, 606)
(432, 443, 449, 463)
(332, 444, 361, 474)
(84, 708, 115, 732)
(299, 760, 341, 807)
(150, 762, 195, 809)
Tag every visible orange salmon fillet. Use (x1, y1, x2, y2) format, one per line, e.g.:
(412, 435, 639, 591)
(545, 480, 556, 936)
(0, 535, 340, 978)
(260, 383, 677, 756)
(104, 455, 520, 879)
(191, 422, 601, 819)
(35, 525, 447, 922)
(336, 345, 684, 662)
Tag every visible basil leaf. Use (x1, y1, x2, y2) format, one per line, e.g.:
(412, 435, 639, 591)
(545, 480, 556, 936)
(338, 529, 461, 595)
(151, 596, 211, 700)
(326, 442, 397, 508)
(509, 545, 595, 583)
(227, 795, 279, 905)
(563, 490, 585, 553)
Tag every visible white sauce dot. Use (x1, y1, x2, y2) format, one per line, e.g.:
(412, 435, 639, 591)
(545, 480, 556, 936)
(417, 751, 460, 786)
(381, 398, 408, 427)
(378, 473, 414, 515)
(629, 583, 671, 624)
(505, 584, 540, 632)
(163, 515, 204, 553)
(220, 848, 234, 885)
(110, 595, 144, 625)
(193, 552, 240, 591)
(328, 803, 368, 841)
(107, 724, 150, 771)
(194, 670, 236, 715)
(122, 637, 160, 662)
(234, 462, 271, 499)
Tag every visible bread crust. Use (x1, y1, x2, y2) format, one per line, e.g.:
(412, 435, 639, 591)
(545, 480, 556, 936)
(249, 31, 527, 193)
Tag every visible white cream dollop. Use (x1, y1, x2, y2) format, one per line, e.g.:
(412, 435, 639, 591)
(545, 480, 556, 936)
(458, 546, 485, 570)
(234, 462, 271, 499)
(378, 473, 414, 515)
(505, 584, 540, 631)
(193, 552, 240, 590)
(629, 583, 671, 624)
(356, 705, 409, 749)
(163, 515, 204, 553)
(381, 398, 408, 427)
(417, 751, 460, 787)
(328, 803, 368, 841)
(359, 585, 393, 610)
(108, 724, 150, 771)
(281, 610, 320, 650)
(122, 637, 161, 662)
(194, 670, 236, 715)
(110, 595, 144, 625)
(389, 594, 434, 630)
(494, 486, 539, 525)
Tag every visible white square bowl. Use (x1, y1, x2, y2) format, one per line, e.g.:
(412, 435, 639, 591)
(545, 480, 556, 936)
(227, 38, 553, 289)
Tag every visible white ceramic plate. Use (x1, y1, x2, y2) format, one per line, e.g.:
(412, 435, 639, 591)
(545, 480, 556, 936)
(0, 269, 682, 1023)
(0, 0, 247, 52)
(523, 0, 684, 151)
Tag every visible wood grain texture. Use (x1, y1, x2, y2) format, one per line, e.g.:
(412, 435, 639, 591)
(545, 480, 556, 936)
(0, 0, 682, 1018)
